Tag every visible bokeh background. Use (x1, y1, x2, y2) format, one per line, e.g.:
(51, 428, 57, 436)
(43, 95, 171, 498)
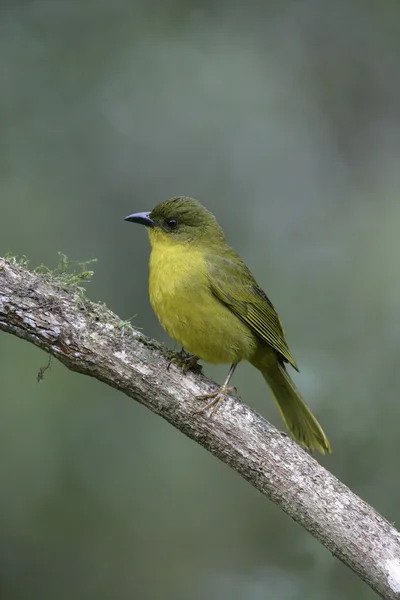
(1, 1, 400, 598)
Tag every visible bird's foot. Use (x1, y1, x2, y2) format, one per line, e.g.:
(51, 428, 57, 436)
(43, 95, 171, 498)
(167, 348, 201, 374)
(195, 385, 237, 416)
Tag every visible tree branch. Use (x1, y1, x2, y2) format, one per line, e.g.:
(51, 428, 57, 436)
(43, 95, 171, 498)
(0, 256, 399, 599)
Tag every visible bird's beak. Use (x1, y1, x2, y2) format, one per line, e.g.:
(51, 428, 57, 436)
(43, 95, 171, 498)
(124, 211, 155, 227)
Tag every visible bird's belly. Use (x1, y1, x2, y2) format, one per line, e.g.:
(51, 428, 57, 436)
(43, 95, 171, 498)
(149, 249, 256, 364)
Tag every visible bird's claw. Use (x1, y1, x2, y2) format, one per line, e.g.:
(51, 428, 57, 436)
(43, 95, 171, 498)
(167, 349, 201, 374)
(194, 386, 237, 415)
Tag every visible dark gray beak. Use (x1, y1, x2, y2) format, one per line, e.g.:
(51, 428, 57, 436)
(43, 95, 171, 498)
(124, 211, 155, 227)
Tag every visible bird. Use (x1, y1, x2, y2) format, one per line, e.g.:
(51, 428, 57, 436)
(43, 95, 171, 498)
(125, 196, 331, 454)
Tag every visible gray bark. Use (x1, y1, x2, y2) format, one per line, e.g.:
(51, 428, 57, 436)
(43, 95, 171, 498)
(0, 256, 399, 599)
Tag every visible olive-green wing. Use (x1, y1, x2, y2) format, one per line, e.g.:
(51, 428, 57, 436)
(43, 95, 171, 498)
(206, 253, 298, 370)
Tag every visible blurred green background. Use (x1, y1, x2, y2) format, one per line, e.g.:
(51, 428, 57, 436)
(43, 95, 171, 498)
(1, 1, 399, 598)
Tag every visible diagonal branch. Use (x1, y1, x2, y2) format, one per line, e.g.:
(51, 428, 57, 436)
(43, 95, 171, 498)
(0, 256, 399, 600)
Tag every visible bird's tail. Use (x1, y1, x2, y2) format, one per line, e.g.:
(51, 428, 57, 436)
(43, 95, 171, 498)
(261, 362, 331, 454)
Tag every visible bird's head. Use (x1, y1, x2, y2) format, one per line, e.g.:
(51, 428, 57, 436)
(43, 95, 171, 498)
(125, 196, 225, 247)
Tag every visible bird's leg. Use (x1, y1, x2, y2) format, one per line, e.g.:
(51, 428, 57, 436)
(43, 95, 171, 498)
(195, 363, 238, 415)
(167, 347, 201, 374)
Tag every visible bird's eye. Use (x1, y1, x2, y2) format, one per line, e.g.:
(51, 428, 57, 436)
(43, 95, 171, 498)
(165, 218, 178, 230)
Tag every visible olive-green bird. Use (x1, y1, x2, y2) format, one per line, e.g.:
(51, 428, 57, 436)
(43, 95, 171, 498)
(125, 196, 331, 454)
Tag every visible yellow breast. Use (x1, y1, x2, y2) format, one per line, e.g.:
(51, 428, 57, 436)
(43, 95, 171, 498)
(148, 235, 256, 364)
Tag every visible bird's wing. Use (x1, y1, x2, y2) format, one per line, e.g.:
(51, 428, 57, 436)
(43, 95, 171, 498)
(205, 253, 298, 370)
